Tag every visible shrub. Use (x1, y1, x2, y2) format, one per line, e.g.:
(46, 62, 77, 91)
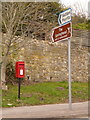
(6, 62, 17, 85)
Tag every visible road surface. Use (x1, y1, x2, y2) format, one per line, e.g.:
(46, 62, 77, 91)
(2, 101, 88, 119)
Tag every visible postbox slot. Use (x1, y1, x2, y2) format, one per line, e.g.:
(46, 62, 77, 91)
(19, 64, 24, 65)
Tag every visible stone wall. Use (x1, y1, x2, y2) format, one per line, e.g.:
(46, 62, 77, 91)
(24, 35, 88, 82)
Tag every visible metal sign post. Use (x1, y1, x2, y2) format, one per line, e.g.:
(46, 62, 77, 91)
(68, 38, 72, 110)
(52, 8, 72, 110)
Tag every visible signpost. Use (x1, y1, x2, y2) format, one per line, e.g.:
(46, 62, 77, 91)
(52, 8, 72, 110)
(68, 38, 72, 110)
(16, 61, 25, 99)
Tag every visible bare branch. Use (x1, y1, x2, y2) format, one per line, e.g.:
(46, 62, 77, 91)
(8, 42, 25, 55)
(2, 19, 8, 32)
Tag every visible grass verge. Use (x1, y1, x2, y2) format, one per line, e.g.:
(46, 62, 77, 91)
(2, 81, 88, 107)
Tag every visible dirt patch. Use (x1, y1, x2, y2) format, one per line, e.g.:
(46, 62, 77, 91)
(22, 93, 33, 98)
(56, 87, 65, 90)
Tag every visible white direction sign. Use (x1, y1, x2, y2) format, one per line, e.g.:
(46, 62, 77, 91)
(58, 8, 72, 25)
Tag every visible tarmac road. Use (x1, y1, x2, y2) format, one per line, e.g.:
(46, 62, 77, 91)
(2, 101, 88, 119)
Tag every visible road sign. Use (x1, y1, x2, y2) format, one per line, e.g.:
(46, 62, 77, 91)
(58, 8, 71, 26)
(52, 22, 71, 42)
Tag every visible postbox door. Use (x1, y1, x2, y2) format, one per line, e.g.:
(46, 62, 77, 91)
(16, 62, 25, 78)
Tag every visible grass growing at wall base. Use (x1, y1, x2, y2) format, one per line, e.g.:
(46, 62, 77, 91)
(2, 81, 88, 108)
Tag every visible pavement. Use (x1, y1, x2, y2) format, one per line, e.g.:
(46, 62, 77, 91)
(2, 101, 89, 119)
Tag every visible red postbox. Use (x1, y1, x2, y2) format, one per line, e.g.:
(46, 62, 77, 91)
(15, 61, 25, 78)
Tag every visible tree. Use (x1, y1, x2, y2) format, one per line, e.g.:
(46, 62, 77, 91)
(1, 2, 33, 87)
(1, 2, 62, 87)
(72, 1, 87, 24)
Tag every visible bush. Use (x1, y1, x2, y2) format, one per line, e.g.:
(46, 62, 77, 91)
(6, 62, 18, 85)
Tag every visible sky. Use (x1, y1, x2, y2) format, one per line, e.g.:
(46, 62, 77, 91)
(60, 0, 90, 17)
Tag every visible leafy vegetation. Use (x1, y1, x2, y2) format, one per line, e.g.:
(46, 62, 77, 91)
(6, 62, 17, 85)
(72, 22, 90, 30)
(2, 81, 88, 107)
(72, 13, 89, 30)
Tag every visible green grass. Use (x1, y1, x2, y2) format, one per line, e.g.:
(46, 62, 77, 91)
(2, 81, 88, 107)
